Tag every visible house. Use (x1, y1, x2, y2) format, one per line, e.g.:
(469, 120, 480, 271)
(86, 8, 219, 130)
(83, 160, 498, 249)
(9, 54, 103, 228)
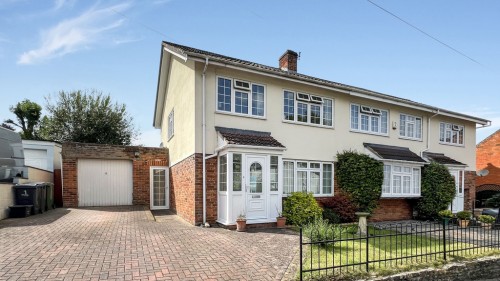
(153, 42, 490, 226)
(476, 129, 500, 207)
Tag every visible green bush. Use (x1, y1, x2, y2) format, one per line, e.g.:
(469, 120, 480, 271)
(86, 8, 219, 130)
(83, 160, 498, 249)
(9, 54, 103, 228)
(336, 150, 383, 213)
(478, 214, 496, 224)
(456, 211, 472, 220)
(303, 219, 342, 243)
(282, 192, 322, 226)
(416, 162, 456, 219)
(485, 193, 500, 208)
(322, 208, 341, 224)
(438, 210, 453, 218)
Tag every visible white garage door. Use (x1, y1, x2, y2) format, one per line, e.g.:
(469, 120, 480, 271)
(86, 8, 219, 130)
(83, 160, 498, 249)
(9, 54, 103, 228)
(78, 159, 133, 207)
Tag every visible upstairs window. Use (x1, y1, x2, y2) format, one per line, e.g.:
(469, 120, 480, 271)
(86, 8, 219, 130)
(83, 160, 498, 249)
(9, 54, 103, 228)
(282, 90, 333, 127)
(440, 122, 464, 145)
(400, 114, 422, 140)
(217, 77, 265, 117)
(350, 103, 388, 135)
(167, 109, 174, 140)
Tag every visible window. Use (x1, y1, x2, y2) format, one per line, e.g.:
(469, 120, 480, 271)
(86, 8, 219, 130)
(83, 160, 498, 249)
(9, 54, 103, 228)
(270, 156, 279, 191)
(282, 160, 333, 196)
(382, 163, 421, 197)
(167, 109, 174, 140)
(233, 154, 242, 191)
(439, 122, 464, 145)
(400, 114, 422, 140)
(282, 90, 334, 127)
(217, 76, 265, 117)
(350, 103, 388, 135)
(219, 155, 227, 192)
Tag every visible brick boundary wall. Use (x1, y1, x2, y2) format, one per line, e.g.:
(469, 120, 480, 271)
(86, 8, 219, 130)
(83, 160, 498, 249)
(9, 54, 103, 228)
(464, 170, 476, 211)
(62, 142, 168, 208)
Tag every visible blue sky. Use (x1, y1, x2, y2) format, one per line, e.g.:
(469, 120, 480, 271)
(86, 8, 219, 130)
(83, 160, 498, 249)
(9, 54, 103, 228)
(1, 0, 499, 146)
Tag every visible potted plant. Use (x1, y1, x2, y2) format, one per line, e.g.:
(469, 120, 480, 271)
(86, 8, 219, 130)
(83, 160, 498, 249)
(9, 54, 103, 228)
(276, 209, 287, 228)
(438, 210, 454, 226)
(478, 214, 496, 229)
(456, 211, 472, 228)
(236, 212, 247, 232)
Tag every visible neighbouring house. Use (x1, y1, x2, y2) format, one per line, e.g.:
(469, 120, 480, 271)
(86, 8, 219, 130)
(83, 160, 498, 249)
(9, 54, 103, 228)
(476, 129, 500, 207)
(153, 41, 490, 226)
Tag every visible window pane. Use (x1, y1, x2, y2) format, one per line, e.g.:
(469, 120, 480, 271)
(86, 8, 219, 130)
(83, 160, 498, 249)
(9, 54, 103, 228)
(351, 104, 359, 129)
(219, 155, 227, 191)
(458, 129, 464, 145)
(235, 91, 248, 114)
(393, 175, 401, 194)
(311, 171, 320, 194)
(297, 171, 308, 192)
(400, 115, 406, 136)
(381, 111, 388, 134)
(407, 122, 414, 138)
(270, 156, 278, 191)
(323, 99, 333, 126)
(233, 154, 242, 191)
(283, 161, 294, 194)
(403, 176, 411, 193)
(297, 162, 308, 169)
(440, 123, 445, 142)
(283, 91, 295, 121)
(322, 164, 332, 194)
(413, 168, 420, 195)
(310, 163, 320, 169)
(361, 115, 369, 131)
(416, 118, 422, 139)
(249, 162, 262, 193)
(371, 116, 379, 132)
(310, 104, 321, 124)
(383, 165, 391, 194)
(252, 84, 265, 116)
(297, 103, 308, 122)
(217, 78, 231, 112)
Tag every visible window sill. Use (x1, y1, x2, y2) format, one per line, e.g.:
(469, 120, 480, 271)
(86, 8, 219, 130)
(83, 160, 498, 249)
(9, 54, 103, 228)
(283, 193, 333, 197)
(350, 129, 389, 137)
(439, 142, 465, 147)
(381, 195, 421, 199)
(399, 136, 423, 142)
(282, 119, 334, 129)
(216, 110, 266, 120)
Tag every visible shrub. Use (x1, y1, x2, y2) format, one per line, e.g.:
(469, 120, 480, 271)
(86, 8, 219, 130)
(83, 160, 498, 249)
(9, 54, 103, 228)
(478, 214, 496, 224)
(282, 192, 322, 226)
(416, 162, 456, 219)
(303, 219, 342, 243)
(321, 192, 357, 223)
(322, 208, 340, 224)
(438, 210, 453, 218)
(336, 150, 383, 213)
(456, 211, 472, 220)
(485, 193, 500, 208)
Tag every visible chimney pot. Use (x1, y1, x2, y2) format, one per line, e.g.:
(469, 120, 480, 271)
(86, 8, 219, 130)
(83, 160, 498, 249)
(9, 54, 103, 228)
(279, 50, 298, 72)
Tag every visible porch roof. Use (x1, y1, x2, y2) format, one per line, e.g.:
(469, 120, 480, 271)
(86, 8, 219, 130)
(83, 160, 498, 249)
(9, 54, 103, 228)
(423, 152, 466, 166)
(215, 127, 285, 148)
(364, 143, 427, 163)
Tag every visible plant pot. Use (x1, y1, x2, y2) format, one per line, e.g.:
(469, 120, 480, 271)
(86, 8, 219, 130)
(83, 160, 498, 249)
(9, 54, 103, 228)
(276, 217, 287, 228)
(236, 218, 247, 232)
(442, 217, 451, 226)
(458, 219, 470, 228)
(482, 223, 492, 229)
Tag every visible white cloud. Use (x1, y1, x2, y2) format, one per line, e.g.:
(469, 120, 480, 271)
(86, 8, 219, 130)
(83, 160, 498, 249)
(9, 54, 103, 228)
(134, 129, 162, 147)
(152, 0, 173, 5)
(17, 2, 130, 65)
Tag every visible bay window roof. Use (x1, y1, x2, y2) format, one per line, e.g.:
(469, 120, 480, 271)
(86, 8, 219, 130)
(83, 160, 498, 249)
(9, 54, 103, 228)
(423, 152, 466, 166)
(364, 143, 426, 163)
(215, 127, 285, 148)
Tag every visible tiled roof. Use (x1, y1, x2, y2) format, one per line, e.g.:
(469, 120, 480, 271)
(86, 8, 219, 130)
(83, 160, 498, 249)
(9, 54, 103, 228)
(162, 41, 490, 125)
(423, 152, 466, 166)
(215, 127, 285, 148)
(364, 143, 427, 163)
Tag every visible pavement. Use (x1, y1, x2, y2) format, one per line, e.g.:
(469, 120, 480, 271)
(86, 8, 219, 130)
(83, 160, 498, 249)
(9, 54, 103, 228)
(0, 206, 299, 281)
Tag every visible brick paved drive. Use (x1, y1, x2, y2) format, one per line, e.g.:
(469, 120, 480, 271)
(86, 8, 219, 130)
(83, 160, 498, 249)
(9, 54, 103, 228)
(0, 207, 299, 281)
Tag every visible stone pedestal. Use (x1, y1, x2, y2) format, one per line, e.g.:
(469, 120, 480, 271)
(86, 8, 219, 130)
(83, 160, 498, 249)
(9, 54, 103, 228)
(355, 212, 370, 236)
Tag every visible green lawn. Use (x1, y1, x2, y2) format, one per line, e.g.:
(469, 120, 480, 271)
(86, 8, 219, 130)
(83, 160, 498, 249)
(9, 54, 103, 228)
(301, 226, 500, 280)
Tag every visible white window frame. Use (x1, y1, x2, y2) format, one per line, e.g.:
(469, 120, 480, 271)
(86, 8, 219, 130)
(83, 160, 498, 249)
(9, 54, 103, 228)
(399, 113, 422, 141)
(350, 103, 389, 136)
(282, 159, 334, 197)
(167, 109, 174, 140)
(381, 162, 421, 198)
(439, 122, 465, 146)
(282, 89, 334, 128)
(216, 76, 266, 119)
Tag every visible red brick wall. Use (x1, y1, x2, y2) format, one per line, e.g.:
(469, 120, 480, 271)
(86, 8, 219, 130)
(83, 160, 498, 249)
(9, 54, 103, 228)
(169, 155, 196, 224)
(194, 154, 218, 224)
(464, 171, 476, 211)
(477, 130, 500, 187)
(370, 199, 414, 221)
(62, 142, 168, 208)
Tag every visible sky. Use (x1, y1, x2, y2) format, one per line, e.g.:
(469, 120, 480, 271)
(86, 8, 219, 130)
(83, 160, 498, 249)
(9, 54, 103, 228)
(1, 0, 499, 147)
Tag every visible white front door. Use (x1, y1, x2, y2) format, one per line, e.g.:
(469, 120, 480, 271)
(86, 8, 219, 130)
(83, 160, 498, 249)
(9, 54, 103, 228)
(150, 167, 169, 210)
(245, 155, 267, 220)
(449, 169, 464, 213)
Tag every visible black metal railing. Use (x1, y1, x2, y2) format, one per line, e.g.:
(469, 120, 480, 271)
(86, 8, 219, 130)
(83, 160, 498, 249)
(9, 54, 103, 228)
(299, 220, 500, 280)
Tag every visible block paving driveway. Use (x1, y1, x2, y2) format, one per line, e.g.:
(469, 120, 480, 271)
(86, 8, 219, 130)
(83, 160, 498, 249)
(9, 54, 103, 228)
(0, 207, 299, 281)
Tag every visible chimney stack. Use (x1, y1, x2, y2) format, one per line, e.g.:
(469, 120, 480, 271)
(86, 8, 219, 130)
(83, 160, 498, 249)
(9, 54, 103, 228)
(279, 50, 298, 72)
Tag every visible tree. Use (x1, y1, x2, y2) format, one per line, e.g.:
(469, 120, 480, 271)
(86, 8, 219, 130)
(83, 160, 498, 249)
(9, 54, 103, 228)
(0, 123, 15, 131)
(416, 162, 456, 219)
(41, 90, 137, 145)
(3, 99, 43, 139)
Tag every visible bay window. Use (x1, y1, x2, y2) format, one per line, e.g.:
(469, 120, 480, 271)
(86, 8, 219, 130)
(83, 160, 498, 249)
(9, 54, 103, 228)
(283, 160, 333, 196)
(282, 90, 334, 127)
(382, 163, 421, 197)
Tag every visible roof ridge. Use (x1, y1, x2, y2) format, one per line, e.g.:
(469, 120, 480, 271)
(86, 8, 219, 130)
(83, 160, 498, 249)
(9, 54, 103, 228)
(477, 128, 500, 147)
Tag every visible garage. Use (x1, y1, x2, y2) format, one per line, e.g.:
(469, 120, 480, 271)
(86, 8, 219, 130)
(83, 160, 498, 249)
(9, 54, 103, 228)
(77, 159, 133, 207)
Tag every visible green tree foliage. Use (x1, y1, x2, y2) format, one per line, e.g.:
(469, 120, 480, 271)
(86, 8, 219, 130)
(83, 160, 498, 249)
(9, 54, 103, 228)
(282, 192, 323, 226)
(41, 90, 137, 145)
(336, 150, 384, 213)
(416, 162, 456, 219)
(3, 99, 43, 139)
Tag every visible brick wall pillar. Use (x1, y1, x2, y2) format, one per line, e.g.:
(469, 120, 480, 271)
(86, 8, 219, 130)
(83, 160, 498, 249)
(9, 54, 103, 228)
(464, 171, 476, 211)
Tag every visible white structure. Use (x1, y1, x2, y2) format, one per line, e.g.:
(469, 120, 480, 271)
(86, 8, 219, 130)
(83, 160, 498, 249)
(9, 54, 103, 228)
(22, 140, 61, 172)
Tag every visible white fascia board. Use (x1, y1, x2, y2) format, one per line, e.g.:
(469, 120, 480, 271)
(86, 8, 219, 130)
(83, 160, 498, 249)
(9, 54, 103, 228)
(215, 144, 286, 154)
(153, 50, 171, 128)
(163, 45, 187, 62)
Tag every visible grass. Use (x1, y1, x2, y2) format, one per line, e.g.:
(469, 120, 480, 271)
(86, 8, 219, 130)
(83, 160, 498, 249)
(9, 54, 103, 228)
(301, 226, 500, 280)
